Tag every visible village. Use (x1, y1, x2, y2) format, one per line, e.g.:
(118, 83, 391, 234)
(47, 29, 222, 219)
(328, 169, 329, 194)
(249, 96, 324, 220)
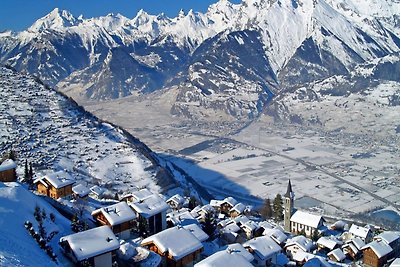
(0, 156, 399, 267)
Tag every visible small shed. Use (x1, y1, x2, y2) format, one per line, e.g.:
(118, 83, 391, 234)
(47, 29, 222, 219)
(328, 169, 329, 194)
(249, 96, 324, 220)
(0, 159, 17, 182)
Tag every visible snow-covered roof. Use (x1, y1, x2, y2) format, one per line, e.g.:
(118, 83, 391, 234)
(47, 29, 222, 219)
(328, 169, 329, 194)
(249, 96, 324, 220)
(362, 240, 393, 258)
(210, 199, 223, 207)
(263, 228, 288, 244)
(130, 193, 169, 218)
(390, 258, 400, 267)
(222, 222, 241, 233)
(290, 210, 324, 228)
(244, 236, 282, 260)
(327, 248, 346, 261)
(292, 251, 315, 262)
(317, 236, 342, 250)
(349, 224, 371, 239)
(346, 237, 365, 250)
(183, 224, 209, 242)
(375, 231, 400, 245)
(285, 236, 313, 252)
(0, 159, 16, 172)
(230, 202, 246, 213)
(130, 188, 153, 201)
(142, 226, 203, 260)
(60, 225, 120, 261)
(199, 204, 215, 214)
(242, 220, 259, 232)
(225, 243, 254, 262)
(167, 194, 185, 206)
(92, 202, 136, 226)
(259, 221, 274, 230)
(72, 183, 90, 197)
(35, 171, 75, 189)
(89, 185, 104, 196)
(233, 215, 250, 225)
(223, 197, 238, 206)
(167, 209, 198, 226)
(195, 250, 253, 267)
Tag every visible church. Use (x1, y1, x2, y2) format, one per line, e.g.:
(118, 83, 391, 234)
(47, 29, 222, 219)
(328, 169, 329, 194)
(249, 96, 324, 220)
(284, 180, 325, 237)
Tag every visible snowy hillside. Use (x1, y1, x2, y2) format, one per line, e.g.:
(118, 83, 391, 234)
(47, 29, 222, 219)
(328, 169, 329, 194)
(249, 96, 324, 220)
(0, 182, 71, 266)
(0, 66, 163, 195)
(0, 0, 399, 119)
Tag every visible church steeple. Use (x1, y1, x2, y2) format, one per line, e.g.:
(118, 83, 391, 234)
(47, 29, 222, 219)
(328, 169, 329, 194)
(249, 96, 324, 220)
(284, 180, 294, 232)
(284, 179, 293, 198)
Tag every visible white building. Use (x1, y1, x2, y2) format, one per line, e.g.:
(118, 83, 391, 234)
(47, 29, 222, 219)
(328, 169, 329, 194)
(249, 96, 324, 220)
(129, 189, 169, 234)
(59, 226, 120, 267)
(285, 235, 314, 259)
(91, 201, 137, 239)
(244, 236, 282, 266)
(290, 210, 325, 237)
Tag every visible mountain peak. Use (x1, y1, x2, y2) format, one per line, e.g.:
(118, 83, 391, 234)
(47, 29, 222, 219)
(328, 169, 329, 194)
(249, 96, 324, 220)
(28, 8, 80, 32)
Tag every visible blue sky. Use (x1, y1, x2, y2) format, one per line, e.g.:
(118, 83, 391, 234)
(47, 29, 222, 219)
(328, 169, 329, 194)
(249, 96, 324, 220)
(0, 0, 241, 32)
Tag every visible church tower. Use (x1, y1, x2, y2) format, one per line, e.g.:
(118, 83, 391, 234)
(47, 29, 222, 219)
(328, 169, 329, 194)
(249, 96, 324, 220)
(284, 180, 294, 232)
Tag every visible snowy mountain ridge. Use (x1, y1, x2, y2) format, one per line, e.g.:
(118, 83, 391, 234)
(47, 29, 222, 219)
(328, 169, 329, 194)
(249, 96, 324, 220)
(0, 0, 399, 119)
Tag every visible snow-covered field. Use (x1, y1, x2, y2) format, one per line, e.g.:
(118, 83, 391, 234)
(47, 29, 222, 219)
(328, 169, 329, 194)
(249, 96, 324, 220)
(79, 85, 400, 228)
(0, 67, 159, 196)
(0, 182, 73, 266)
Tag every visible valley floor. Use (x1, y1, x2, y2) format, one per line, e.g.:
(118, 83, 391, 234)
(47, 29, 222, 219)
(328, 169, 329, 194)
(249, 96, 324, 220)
(76, 93, 400, 228)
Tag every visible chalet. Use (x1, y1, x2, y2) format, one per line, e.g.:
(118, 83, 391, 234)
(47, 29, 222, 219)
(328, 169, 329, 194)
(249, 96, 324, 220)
(89, 185, 105, 199)
(230, 202, 246, 218)
(59, 225, 120, 267)
(290, 210, 325, 237)
(183, 224, 209, 243)
(244, 236, 282, 267)
(342, 237, 365, 260)
(167, 208, 198, 227)
(374, 231, 400, 258)
(34, 171, 74, 199)
(346, 224, 373, 243)
(166, 194, 186, 210)
(220, 220, 243, 244)
(285, 235, 314, 260)
(91, 201, 137, 239)
(0, 159, 17, 182)
(72, 183, 90, 199)
(316, 236, 343, 252)
(327, 248, 346, 262)
(362, 240, 393, 267)
(263, 228, 288, 246)
(141, 226, 203, 267)
(303, 257, 331, 267)
(196, 204, 215, 221)
(225, 243, 255, 263)
(292, 251, 315, 265)
(129, 190, 169, 235)
(241, 220, 261, 239)
(195, 249, 253, 267)
(210, 197, 238, 214)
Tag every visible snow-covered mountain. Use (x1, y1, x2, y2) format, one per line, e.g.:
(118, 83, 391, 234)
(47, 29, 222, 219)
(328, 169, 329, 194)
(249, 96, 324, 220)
(0, 66, 174, 195)
(0, 0, 399, 119)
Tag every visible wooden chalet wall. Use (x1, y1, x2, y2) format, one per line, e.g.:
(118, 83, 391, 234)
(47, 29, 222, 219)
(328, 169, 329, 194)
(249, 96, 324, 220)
(0, 169, 16, 182)
(144, 242, 202, 267)
(363, 247, 388, 267)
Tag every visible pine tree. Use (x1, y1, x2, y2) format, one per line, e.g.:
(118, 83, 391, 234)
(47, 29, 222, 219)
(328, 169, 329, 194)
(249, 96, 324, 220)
(273, 194, 283, 221)
(8, 150, 16, 161)
(260, 198, 273, 219)
(138, 216, 149, 238)
(29, 163, 34, 180)
(188, 196, 198, 210)
(24, 159, 29, 181)
(312, 228, 320, 241)
(202, 212, 215, 240)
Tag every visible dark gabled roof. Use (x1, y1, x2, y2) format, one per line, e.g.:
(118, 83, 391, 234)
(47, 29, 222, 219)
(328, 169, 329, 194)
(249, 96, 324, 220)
(284, 180, 293, 198)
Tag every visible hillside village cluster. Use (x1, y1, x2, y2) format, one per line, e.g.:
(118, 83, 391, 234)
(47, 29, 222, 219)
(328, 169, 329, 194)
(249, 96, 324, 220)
(0, 158, 400, 267)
